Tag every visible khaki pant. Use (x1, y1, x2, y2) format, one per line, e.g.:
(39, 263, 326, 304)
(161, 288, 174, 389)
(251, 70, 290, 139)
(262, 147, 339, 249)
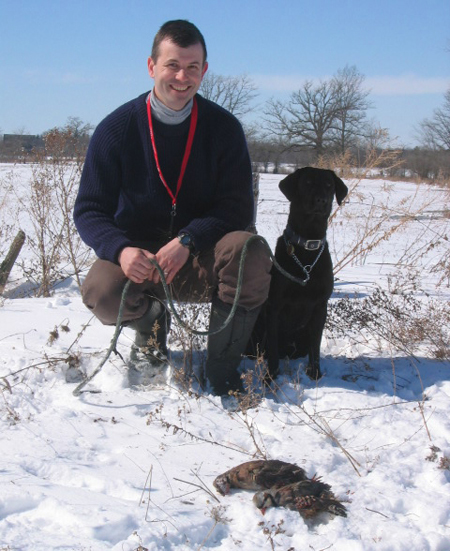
(81, 231, 272, 325)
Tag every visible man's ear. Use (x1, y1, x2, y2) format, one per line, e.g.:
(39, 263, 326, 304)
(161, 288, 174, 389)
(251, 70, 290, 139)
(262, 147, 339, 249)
(147, 57, 156, 78)
(201, 61, 208, 79)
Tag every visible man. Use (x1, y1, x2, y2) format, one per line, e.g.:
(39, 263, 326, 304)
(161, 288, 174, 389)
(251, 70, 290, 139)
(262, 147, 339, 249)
(74, 20, 272, 395)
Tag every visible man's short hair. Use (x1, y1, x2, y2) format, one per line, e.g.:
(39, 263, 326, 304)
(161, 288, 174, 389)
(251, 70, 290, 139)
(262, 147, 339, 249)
(152, 20, 207, 64)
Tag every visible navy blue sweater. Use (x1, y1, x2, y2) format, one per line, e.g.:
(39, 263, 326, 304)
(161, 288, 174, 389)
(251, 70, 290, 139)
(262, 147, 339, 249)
(74, 92, 254, 263)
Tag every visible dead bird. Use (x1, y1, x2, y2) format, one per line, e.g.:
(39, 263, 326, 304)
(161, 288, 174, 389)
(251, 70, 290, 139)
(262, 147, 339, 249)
(213, 459, 309, 496)
(252, 479, 347, 518)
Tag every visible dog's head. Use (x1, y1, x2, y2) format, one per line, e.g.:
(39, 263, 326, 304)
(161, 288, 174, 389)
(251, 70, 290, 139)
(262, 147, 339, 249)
(279, 167, 348, 216)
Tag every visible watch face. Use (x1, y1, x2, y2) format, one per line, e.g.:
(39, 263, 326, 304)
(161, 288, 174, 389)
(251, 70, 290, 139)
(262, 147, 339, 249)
(179, 233, 192, 249)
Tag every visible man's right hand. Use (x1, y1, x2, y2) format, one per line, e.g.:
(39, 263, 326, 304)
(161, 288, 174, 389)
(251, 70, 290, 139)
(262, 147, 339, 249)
(118, 247, 156, 283)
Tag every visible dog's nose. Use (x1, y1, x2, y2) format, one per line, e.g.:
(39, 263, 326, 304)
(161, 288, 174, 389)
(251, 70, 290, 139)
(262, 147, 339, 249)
(315, 195, 329, 210)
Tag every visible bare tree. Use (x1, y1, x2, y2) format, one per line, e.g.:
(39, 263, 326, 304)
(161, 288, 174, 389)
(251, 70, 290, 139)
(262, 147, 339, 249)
(264, 80, 338, 154)
(330, 65, 372, 153)
(417, 89, 450, 150)
(264, 66, 372, 156)
(43, 117, 93, 158)
(200, 72, 258, 119)
(64, 116, 92, 136)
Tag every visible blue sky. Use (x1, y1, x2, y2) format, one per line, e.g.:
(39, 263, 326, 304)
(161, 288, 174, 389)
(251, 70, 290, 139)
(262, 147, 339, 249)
(0, 0, 449, 146)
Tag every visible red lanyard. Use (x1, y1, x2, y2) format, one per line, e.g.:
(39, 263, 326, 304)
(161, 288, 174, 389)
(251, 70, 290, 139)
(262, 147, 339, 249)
(146, 94, 198, 232)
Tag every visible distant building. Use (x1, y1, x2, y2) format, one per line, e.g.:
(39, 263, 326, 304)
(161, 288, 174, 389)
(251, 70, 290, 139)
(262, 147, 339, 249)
(2, 134, 44, 153)
(0, 134, 44, 160)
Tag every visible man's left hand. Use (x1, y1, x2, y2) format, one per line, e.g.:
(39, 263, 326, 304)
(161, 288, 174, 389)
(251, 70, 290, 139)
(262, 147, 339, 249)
(152, 237, 190, 284)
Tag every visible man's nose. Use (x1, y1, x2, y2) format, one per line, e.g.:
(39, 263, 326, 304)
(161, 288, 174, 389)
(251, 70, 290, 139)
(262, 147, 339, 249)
(175, 69, 189, 81)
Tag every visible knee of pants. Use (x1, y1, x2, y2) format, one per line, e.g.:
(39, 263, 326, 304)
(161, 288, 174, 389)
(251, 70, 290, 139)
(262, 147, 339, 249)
(242, 235, 272, 272)
(83, 282, 150, 325)
(216, 231, 271, 264)
(215, 231, 272, 309)
(82, 263, 149, 325)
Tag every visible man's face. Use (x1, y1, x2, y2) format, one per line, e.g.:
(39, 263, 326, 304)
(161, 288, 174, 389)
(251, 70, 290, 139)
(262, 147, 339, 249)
(148, 39, 208, 111)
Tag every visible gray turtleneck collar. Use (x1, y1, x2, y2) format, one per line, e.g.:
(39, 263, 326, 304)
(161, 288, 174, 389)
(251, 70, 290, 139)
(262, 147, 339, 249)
(149, 91, 193, 125)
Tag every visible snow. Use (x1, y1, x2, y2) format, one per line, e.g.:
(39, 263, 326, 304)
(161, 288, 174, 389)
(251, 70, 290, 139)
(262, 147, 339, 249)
(1, 165, 449, 550)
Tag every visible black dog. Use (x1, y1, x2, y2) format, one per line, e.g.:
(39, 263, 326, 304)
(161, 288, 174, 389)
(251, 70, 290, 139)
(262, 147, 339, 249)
(249, 167, 348, 381)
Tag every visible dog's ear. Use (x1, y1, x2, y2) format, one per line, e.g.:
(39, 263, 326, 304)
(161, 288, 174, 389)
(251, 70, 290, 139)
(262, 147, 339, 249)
(279, 169, 304, 201)
(332, 172, 348, 205)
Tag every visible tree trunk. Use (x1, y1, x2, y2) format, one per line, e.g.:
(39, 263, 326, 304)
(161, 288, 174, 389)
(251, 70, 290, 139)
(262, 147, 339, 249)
(0, 230, 26, 294)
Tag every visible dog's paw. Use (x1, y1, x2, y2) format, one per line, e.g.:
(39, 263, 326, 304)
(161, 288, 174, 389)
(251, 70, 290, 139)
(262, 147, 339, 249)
(305, 365, 322, 381)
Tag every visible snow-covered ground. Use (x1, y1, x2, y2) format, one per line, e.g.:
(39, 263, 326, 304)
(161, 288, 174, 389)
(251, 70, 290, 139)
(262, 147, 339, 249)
(1, 165, 449, 550)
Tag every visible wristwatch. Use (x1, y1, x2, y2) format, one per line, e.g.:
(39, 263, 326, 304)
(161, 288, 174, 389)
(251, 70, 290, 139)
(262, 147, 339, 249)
(178, 232, 195, 253)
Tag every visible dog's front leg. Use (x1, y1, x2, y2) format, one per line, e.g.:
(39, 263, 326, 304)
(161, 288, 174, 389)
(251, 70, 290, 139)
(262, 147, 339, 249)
(305, 303, 327, 380)
(265, 300, 281, 382)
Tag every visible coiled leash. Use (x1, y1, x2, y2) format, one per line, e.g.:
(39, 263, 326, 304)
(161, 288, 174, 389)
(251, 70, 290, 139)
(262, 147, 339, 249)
(72, 234, 309, 396)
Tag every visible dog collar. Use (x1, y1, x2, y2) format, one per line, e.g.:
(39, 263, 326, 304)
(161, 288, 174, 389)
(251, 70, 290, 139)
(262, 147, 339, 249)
(284, 226, 326, 251)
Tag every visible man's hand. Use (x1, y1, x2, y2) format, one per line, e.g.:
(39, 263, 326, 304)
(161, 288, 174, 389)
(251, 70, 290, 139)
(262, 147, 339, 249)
(118, 247, 156, 283)
(154, 238, 190, 284)
(118, 239, 190, 284)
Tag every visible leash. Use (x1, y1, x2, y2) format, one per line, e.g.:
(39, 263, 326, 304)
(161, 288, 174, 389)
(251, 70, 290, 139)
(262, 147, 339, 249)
(72, 234, 308, 396)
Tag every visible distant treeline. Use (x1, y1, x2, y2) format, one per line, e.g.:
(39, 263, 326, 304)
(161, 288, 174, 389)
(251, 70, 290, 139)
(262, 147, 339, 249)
(1, 124, 449, 184)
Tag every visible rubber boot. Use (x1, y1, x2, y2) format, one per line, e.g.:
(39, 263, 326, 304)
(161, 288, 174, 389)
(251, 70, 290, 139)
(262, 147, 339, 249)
(128, 299, 170, 360)
(205, 298, 261, 396)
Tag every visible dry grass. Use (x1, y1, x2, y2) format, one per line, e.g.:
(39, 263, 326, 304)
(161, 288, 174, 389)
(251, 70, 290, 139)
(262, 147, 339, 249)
(1, 149, 449, 495)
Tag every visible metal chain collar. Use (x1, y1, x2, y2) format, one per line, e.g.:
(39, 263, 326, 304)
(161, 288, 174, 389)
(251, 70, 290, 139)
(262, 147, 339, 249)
(283, 235, 326, 284)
